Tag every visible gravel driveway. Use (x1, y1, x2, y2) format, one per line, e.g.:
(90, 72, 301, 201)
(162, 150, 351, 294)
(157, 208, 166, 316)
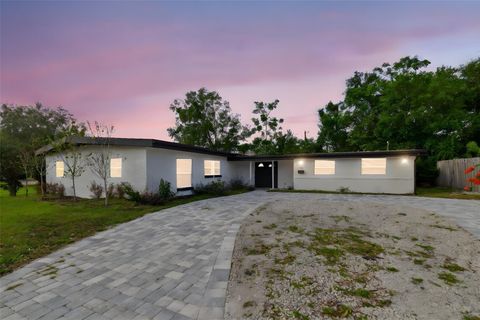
(1, 191, 478, 320)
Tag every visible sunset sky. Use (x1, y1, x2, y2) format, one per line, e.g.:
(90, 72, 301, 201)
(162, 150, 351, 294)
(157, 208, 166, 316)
(1, 1, 479, 140)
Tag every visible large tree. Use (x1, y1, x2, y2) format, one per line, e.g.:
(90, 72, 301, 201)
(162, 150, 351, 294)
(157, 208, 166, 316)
(167, 88, 250, 152)
(249, 99, 284, 154)
(0, 103, 85, 196)
(317, 56, 480, 184)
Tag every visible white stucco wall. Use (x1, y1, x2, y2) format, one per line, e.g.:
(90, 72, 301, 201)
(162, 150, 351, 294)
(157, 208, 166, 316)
(145, 148, 251, 194)
(293, 156, 416, 194)
(46, 146, 147, 198)
(277, 160, 294, 189)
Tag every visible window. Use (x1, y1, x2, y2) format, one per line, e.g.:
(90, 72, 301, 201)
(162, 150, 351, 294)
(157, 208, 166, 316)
(204, 160, 221, 177)
(55, 161, 64, 177)
(314, 160, 335, 175)
(361, 158, 386, 175)
(176, 159, 192, 189)
(110, 158, 122, 178)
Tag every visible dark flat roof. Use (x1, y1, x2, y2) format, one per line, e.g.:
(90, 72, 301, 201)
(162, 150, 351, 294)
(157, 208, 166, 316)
(36, 136, 427, 159)
(35, 137, 232, 157)
(227, 149, 427, 161)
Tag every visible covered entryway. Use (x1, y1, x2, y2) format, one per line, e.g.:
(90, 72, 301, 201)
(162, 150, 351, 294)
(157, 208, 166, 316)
(255, 161, 278, 188)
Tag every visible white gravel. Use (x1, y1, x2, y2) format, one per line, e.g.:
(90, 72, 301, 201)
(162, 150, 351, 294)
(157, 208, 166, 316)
(225, 199, 480, 320)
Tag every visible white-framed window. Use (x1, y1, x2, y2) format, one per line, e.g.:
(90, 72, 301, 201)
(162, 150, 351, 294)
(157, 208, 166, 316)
(204, 160, 221, 177)
(55, 161, 64, 177)
(361, 158, 386, 175)
(176, 159, 192, 189)
(314, 160, 335, 175)
(110, 158, 122, 178)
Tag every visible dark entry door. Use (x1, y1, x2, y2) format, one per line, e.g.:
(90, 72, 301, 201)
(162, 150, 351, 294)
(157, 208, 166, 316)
(255, 161, 278, 188)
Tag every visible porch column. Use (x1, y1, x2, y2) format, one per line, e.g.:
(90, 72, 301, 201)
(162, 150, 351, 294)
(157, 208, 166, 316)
(271, 161, 274, 189)
(249, 161, 253, 186)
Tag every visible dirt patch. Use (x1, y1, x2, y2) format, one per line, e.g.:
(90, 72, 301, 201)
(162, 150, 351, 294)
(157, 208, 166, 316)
(225, 200, 480, 320)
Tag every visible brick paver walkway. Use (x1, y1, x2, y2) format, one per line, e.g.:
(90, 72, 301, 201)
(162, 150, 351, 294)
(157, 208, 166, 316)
(1, 191, 478, 320)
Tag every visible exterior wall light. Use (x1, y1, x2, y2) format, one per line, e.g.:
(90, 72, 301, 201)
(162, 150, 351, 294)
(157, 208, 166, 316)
(258, 163, 264, 167)
(401, 157, 408, 164)
(298, 160, 304, 166)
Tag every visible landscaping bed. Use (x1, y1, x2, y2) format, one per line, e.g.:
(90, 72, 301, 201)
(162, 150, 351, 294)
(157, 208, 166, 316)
(226, 199, 480, 319)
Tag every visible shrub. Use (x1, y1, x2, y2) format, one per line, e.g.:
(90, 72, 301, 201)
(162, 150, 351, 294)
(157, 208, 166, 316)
(106, 183, 116, 198)
(416, 157, 439, 187)
(337, 186, 351, 193)
(229, 178, 247, 190)
(89, 181, 103, 199)
(158, 179, 174, 200)
(45, 182, 65, 197)
(195, 180, 227, 196)
(121, 182, 141, 202)
(122, 179, 174, 205)
(116, 183, 126, 199)
(135, 192, 166, 205)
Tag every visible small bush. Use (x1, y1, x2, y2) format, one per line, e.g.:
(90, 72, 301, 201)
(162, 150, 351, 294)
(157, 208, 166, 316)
(158, 179, 174, 200)
(337, 186, 351, 193)
(195, 180, 227, 196)
(116, 183, 126, 199)
(121, 181, 170, 205)
(135, 192, 166, 205)
(45, 182, 65, 197)
(230, 178, 247, 190)
(121, 182, 141, 202)
(89, 181, 103, 199)
(107, 183, 116, 198)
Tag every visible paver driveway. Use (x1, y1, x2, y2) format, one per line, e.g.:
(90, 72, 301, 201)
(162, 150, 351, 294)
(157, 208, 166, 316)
(1, 191, 479, 320)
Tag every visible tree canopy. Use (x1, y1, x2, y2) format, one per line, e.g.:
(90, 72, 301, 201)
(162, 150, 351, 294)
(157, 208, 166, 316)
(0, 103, 85, 195)
(317, 56, 480, 183)
(167, 88, 250, 152)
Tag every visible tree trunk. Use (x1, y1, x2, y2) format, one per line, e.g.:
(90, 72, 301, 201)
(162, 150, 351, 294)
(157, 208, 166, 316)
(24, 168, 29, 197)
(9, 185, 17, 197)
(103, 178, 108, 207)
(39, 175, 44, 197)
(72, 176, 77, 201)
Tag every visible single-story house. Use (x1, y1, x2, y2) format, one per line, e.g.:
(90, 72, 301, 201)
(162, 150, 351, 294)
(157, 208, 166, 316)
(37, 137, 426, 198)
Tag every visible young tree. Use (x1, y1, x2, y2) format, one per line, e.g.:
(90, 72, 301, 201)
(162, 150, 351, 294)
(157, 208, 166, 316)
(167, 88, 251, 152)
(52, 126, 87, 201)
(87, 121, 114, 206)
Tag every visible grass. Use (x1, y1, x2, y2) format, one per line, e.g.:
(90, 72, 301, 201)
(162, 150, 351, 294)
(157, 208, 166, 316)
(411, 277, 424, 285)
(321, 304, 353, 318)
(386, 266, 399, 272)
(415, 187, 480, 200)
(442, 262, 466, 272)
(269, 187, 480, 200)
(0, 186, 249, 275)
(438, 271, 460, 285)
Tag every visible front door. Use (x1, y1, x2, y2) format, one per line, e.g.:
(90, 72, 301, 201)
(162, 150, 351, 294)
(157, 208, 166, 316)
(255, 161, 278, 188)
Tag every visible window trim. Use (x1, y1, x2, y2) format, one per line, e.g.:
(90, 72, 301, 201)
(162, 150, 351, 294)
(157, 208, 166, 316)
(110, 158, 122, 178)
(204, 160, 221, 177)
(176, 158, 193, 189)
(314, 160, 336, 175)
(361, 158, 387, 175)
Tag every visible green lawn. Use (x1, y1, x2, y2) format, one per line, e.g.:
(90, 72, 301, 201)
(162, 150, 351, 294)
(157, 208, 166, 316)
(0, 187, 247, 276)
(415, 187, 480, 200)
(270, 187, 480, 200)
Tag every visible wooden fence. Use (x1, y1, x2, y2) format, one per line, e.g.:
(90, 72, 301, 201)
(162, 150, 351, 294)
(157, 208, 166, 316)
(437, 157, 480, 192)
